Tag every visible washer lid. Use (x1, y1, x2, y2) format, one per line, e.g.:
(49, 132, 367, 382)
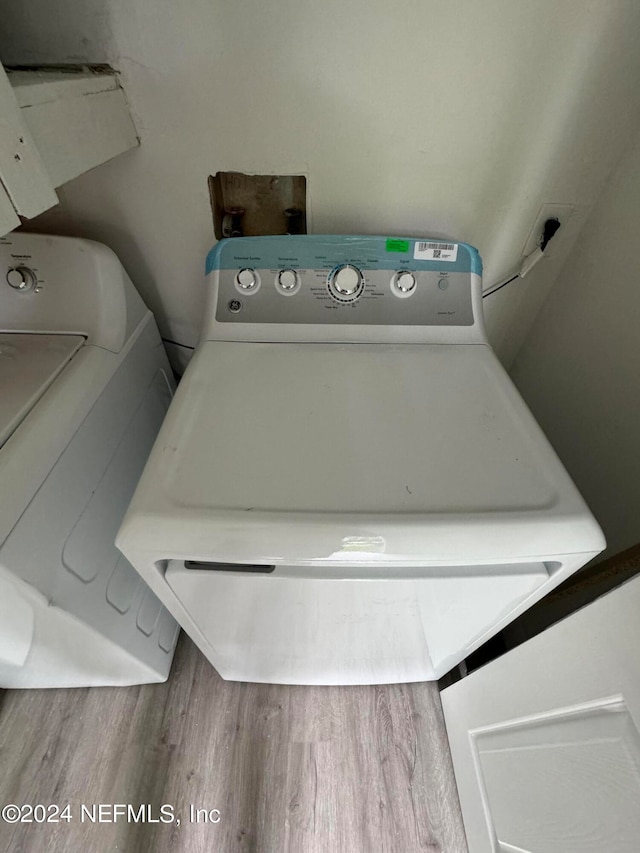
(119, 340, 605, 564)
(0, 333, 85, 447)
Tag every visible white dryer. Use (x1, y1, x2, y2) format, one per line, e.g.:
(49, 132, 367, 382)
(117, 235, 604, 686)
(0, 233, 179, 688)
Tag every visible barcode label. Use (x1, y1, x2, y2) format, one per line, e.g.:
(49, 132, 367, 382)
(413, 241, 458, 262)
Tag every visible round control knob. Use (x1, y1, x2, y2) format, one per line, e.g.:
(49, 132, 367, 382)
(236, 268, 258, 291)
(391, 270, 418, 298)
(395, 272, 416, 293)
(328, 265, 364, 301)
(7, 266, 37, 292)
(333, 266, 360, 295)
(277, 269, 298, 292)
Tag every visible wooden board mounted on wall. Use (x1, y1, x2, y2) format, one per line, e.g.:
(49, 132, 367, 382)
(209, 172, 307, 239)
(0, 63, 139, 238)
(0, 63, 58, 235)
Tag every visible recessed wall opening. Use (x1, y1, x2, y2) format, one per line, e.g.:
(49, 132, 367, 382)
(208, 172, 307, 239)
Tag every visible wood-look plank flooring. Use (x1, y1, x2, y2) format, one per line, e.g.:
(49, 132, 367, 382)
(0, 636, 467, 853)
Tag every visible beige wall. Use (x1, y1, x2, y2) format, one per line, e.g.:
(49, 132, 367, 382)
(3, 1, 640, 367)
(512, 129, 640, 559)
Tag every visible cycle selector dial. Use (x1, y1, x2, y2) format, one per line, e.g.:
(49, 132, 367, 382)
(7, 266, 37, 292)
(328, 265, 364, 301)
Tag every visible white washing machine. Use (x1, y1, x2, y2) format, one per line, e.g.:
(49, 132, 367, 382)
(117, 235, 604, 686)
(0, 233, 179, 688)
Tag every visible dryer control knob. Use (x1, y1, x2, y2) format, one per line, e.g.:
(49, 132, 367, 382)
(7, 266, 37, 292)
(391, 270, 417, 298)
(277, 269, 298, 291)
(329, 265, 364, 300)
(395, 272, 416, 293)
(236, 268, 258, 290)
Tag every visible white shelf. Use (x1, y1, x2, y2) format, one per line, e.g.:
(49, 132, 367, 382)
(0, 64, 138, 237)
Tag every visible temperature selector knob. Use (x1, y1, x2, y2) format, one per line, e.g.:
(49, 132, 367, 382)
(391, 270, 417, 298)
(276, 269, 299, 293)
(6, 265, 37, 292)
(235, 268, 259, 293)
(328, 265, 364, 301)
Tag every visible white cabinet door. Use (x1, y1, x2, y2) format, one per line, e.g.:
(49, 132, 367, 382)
(441, 574, 640, 853)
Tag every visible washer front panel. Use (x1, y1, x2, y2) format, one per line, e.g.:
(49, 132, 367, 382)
(208, 235, 480, 327)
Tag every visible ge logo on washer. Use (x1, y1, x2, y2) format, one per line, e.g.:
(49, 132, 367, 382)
(228, 299, 242, 313)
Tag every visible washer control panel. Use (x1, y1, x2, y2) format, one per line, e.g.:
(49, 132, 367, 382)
(207, 235, 482, 327)
(0, 232, 145, 352)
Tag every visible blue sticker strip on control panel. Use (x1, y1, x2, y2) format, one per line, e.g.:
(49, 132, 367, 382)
(205, 235, 482, 276)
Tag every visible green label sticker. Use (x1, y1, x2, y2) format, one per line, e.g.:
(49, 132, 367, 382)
(385, 238, 410, 253)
